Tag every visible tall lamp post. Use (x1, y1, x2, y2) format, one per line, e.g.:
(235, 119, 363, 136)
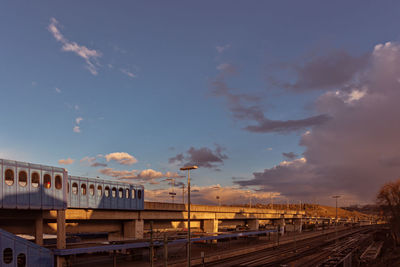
(216, 196, 220, 206)
(213, 186, 221, 206)
(332, 195, 341, 243)
(180, 165, 198, 267)
(168, 178, 176, 203)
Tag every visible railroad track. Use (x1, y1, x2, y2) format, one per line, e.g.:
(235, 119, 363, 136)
(203, 227, 373, 267)
(316, 233, 371, 267)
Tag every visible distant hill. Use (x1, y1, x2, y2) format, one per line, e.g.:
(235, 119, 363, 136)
(341, 204, 380, 216)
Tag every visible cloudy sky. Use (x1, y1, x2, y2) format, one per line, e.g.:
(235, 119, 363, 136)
(2, 1, 400, 206)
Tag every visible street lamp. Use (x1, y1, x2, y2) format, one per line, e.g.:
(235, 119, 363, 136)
(213, 186, 221, 206)
(180, 165, 198, 267)
(247, 190, 252, 208)
(270, 192, 274, 209)
(332, 195, 341, 243)
(168, 178, 176, 203)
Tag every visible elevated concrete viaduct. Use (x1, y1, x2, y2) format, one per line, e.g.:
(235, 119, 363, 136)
(0, 202, 307, 247)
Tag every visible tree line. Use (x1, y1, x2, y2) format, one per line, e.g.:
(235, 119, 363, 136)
(377, 178, 400, 245)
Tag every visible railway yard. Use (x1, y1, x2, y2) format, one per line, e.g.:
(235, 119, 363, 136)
(0, 157, 386, 266)
(202, 226, 377, 267)
(59, 224, 386, 267)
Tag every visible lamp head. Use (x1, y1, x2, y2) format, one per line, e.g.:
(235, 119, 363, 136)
(180, 165, 198, 171)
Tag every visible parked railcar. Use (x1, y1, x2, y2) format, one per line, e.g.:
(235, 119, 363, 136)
(67, 176, 144, 210)
(1, 158, 144, 211)
(0, 228, 54, 267)
(0, 159, 67, 210)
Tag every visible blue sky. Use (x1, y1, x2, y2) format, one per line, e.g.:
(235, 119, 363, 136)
(2, 1, 400, 205)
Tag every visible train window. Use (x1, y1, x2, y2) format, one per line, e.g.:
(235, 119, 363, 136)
(97, 185, 102, 196)
(5, 169, 14, 186)
(118, 188, 123, 198)
(89, 184, 95, 196)
(17, 253, 26, 267)
(55, 175, 62, 190)
(31, 172, 40, 188)
(105, 186, 110, 197)
(131, 189, 136, 199)
(72, 183, 78, 195)
(44, 174, 51, 189)
(138, 189, 142, 199)
(112, 187, 117, 198)
(18, 170, 27, 187)
(126, 188, 129, 199)
(3, 247, 13, 264)
(81, 184, 87, 195)
(67, 182, 69, 193)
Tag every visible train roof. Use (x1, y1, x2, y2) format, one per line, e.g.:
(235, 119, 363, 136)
(0, 158, 66, 172)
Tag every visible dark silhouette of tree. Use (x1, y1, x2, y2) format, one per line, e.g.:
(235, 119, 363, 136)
(377, 178, 400, 245)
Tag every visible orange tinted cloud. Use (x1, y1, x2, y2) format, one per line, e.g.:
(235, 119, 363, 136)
(58, 158, 74, 165)
(105, 152, 137, 165)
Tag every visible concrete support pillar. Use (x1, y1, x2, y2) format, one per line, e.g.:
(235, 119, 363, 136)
(56, 256, 66, 267)
(203, 219, 218, 233)
(248, 219, 259, 231)
(203, 219, 218, 244)
(123, 219, 144, 239)
(35, 213, 43, 246)
(294, 218, 302, 233)
(56, 210, 66, 267)
(57, 210, 66, 249)
(279, 218, 285, 236)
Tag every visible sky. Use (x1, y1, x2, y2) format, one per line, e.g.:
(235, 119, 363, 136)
(1, 1, 400, 206)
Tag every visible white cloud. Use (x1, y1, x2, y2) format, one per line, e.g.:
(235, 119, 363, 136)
(120, 68, 136, 78)
(55, 87, 61, 93)
(217, 63, 234, 72)
(279, 157, 306, 167)
(104, 152, 137, 165)
(73, 126, 81, 133)
(216, 44, 231, 53)
(80, 156, 96, 164)
(135, 169, 182, 179)
(74, 105, 79, 110)
(98, 167, 182, 182)
(48, 17, 102, 75)
(137, 169, 164, 179)
(58, 158, 74, 165)
(75, 117, 83, 124)
(326, 88, 367, 105)
(99, 168, 137, 179)
(347, 89, 366, 103)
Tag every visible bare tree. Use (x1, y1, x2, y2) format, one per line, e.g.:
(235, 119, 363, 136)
(377, 178, 400, 245)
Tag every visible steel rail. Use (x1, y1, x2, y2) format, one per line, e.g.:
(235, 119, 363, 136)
(204, 226, 372, 267)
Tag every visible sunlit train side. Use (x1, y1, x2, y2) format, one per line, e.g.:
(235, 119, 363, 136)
(0, 159, 67, 210)
(0, 158, 144, 210)
(67, 176, 144, 210)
